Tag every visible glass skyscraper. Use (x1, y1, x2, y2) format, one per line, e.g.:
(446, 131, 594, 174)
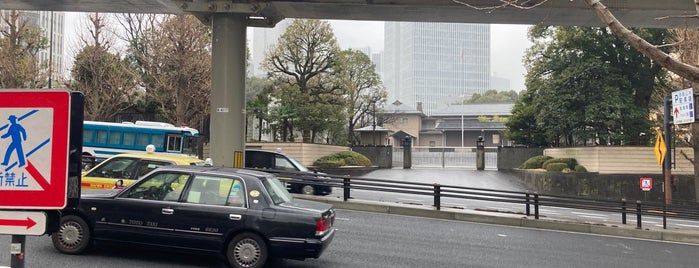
(383, 22, 490, 115)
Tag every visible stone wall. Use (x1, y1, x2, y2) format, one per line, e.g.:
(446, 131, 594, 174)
(351, 145, 393, 168)
(544, 147, 694, 175)
(508, 169, 696, 204)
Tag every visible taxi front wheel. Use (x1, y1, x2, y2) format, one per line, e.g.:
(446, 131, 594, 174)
(227, 232, 268, 268)
(52, 215, 91, 254)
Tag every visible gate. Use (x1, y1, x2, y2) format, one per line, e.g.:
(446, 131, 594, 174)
(392, 147, 497, 169)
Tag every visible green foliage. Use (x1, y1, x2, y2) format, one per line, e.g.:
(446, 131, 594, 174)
(519, 155, 553, 169)
(542, 158, 578, 169)
(263, 19, 343, 143)
(545, 163, 570, 172)
(574, 165, 588, 172)
(336, 49, 386, 145)
(313, 151, 373, 168)
(464, 90, 519, 104)
(507, 26, 669, 147)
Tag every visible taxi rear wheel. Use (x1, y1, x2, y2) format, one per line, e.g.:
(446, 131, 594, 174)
(301, 185, 315, 195)
(227, 232, 268, 268)
(52, 215, 91, 254)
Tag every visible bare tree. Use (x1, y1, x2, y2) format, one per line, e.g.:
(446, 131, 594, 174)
(69, 13, 137, 121)
(0, 10, 48, 88)
(134, 15, 211, 127)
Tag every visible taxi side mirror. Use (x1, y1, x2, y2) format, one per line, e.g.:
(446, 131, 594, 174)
(114, 179, 125, 189)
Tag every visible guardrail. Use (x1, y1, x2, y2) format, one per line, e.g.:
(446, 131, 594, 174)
(256, 169, 699, 230)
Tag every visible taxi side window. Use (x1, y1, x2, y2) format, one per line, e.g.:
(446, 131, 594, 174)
(122, 172, 189, 201)
(186, 176, 244, 207)
(86, 157, 139, 180)
(137, 160, 172, 178)
(274, 155, 296, 171)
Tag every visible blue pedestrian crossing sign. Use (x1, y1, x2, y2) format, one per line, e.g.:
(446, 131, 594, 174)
(0, 90, 71, 209)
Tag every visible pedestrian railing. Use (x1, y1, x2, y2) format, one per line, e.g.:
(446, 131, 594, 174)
(257, 169, 699, 230)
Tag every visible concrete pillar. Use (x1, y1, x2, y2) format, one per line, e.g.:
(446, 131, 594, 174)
(210, 14, 247, 167)
(476, 136, 485, 170)
(402, 136, 412, 169)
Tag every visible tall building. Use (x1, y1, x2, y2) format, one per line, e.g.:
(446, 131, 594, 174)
(383, 22, 490, 115)
(0, 10, 64, 86)
(250, 19, 291, 77)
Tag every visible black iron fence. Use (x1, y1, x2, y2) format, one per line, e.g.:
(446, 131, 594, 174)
(258, 169, 699, 230)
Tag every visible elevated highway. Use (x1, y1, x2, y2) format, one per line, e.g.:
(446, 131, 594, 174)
(2, 0, 697, 167)
(3, 0, 699, 28)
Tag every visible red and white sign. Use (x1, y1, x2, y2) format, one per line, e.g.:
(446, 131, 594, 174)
(640, 177, 653, 192)
(0, 90, 71, 209)
(0, 210, 47, 235)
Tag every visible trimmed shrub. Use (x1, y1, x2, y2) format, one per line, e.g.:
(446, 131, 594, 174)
(545, 162, 569, 172)
(574, 165, 587, 172)
(313, 151, 373, 168)
(542, 158, 578, 169)
(519, 155, 553, 169)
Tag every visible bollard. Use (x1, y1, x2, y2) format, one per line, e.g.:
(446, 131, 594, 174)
(525, 193, 531, 216)
(636, 200, 642, 229)
(621, 198, 627, 225)
(534, 194, 539, 220)
(343, 176, 350, 201)
(434, 184, 441, 210)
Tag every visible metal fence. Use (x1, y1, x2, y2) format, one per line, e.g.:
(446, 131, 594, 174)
(392, 147, 498, 169)
(264, 169, 699, 230)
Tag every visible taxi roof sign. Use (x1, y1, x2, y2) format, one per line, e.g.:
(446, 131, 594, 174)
(0, 90, 71, 209)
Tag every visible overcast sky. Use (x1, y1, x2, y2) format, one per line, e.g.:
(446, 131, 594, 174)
(64, 14, 532, 90)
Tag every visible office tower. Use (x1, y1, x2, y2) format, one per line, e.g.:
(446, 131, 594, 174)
(383, 22, 490, 115)
(250, 19, 291, 77)
(0, 10, 64, 86)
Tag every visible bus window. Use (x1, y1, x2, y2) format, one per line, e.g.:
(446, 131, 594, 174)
(167, 135, 182, 152)
(83, 129, 93, 143)
(108, 131, 121, 145)
(183, 136, 197, 155)
(123, 132, 136, 146)
(152, 134, 164, 148)
(96, 130, 108, 144)
(136, 133, 149, 147)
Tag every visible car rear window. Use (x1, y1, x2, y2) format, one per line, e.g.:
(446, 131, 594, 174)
(261, 176, 293, 205)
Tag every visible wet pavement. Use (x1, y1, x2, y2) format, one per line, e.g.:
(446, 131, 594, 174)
(358, 167, 529, 192)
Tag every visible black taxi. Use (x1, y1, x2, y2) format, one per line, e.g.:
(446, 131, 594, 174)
(52, 165, 336, 268)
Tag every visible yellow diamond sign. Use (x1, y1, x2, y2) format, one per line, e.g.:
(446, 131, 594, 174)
(654, 130, 666, 167)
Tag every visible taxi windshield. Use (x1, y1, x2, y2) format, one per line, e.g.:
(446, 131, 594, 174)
(261, 176, 293, 205)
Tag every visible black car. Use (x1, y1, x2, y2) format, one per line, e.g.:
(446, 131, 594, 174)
(52, 165, 336, 268)
(245, 149, 333, 195)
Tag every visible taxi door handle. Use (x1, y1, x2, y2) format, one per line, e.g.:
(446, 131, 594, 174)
(229, 214, 242, 221)
(162, 208, 174, 215)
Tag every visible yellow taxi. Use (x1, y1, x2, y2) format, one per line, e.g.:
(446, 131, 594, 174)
(81, 149, 205, 189)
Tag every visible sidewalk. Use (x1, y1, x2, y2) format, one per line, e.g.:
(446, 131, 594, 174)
(299, 194, 699, 245)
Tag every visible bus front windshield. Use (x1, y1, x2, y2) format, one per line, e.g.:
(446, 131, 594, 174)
(182, 136, 198, 155)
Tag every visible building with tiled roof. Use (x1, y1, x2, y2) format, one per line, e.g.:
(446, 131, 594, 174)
(355, 101, 513, 147)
